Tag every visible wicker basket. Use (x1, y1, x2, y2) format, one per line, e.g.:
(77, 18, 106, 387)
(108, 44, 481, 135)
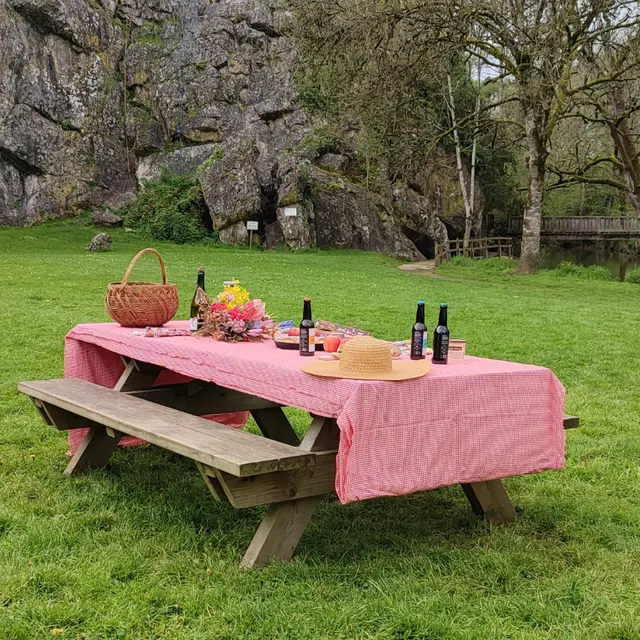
(105, 248, 179, 327)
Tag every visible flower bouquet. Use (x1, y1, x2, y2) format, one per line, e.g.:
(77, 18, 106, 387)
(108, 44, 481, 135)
(196, 280, 275, 342)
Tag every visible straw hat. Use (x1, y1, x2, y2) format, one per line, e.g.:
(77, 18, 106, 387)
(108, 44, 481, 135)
(301, 336, 431, 381)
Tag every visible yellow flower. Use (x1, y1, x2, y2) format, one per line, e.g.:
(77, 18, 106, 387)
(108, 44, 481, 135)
(216, 280, 250, 309)
(51, 629, 65, 635)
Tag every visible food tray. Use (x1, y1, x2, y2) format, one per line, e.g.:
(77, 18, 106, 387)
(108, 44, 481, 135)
(274, 336, 325, 351)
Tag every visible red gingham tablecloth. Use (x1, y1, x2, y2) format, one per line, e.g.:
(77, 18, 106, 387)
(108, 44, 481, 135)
(65, 322, 566, 504)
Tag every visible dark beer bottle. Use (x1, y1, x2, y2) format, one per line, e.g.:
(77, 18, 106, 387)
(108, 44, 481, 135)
(432, 303, 450, 364)
(410, 301, 427, 360)
(189, 267, 206, 333)
(299, 298, 315, 356)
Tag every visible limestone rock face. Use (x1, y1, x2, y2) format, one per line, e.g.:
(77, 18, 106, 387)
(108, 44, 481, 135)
(0, 0, 459, 260)
(198, 139, 262, 231)
(392, 186, 450, 246)
(309, 169, 422, 261)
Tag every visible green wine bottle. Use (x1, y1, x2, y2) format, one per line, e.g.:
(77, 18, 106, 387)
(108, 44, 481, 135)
(189, 268, 205, 332)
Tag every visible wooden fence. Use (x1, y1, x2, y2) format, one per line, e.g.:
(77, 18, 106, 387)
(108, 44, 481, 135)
(435, 237, 513, 265)
(508, 216, 640, 237)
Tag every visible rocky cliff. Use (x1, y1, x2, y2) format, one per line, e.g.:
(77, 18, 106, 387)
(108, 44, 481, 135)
(0, 0, 475, 259)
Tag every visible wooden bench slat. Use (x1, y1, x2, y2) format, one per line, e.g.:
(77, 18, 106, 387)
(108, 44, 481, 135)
(18, 379, 315, 477)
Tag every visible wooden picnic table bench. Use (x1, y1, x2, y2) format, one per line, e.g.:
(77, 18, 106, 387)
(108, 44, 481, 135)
(18, 356, 579, 568)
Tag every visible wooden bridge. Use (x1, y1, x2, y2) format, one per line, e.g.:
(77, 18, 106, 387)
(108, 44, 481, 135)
(508, 216, 640, 239)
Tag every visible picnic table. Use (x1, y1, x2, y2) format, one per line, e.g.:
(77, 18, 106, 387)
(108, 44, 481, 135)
(18, 322, 577, 567)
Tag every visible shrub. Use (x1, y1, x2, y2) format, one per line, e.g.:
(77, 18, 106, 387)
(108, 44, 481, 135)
(553, 261, 612, 281)
(583, 265, 613, 281)
(442, 256, 517, 273)
(122, 173, 212, 244)
(626, 269, 640, 284)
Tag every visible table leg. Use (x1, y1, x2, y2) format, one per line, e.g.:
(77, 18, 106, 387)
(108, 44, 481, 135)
(460, 479, 517, 524)
(241, 416, 339, 568)
(241, 496, 322, 568)
(65, 426, 122, 475)
(65, 359, 161, 474)
(251, 407, 300, 446)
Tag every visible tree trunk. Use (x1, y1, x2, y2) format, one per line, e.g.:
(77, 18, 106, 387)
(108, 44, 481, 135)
(469, 62, 481, 239)
(605, 86, 640, 218)
(519, 113, 548, 275)
(447, 74, 473, 252)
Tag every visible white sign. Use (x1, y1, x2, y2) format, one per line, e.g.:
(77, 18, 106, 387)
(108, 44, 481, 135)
(284, 207, 298, 217)
(247, 221, 259, 231)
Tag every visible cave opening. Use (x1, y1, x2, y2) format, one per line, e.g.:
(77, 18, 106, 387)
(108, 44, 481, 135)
(402, 226, 435, 259)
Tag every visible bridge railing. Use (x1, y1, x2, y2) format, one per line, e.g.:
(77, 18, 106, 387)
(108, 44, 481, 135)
(435, 237, 513, 266)
(508, 216, 640, 235)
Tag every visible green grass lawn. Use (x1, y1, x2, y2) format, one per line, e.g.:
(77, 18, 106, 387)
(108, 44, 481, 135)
(1, 222, 639, 640)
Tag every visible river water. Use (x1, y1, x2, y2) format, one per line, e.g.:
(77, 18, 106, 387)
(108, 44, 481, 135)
(539, 246, 639, 279)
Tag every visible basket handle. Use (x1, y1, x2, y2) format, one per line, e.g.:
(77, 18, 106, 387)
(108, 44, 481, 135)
(120, 248, 168, 285)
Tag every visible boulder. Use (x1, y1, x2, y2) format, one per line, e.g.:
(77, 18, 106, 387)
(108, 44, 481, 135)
(87, 233, 112, 251)
(198, 139, 262, 230)
(219, 221, 250, 246)
(316, 153, 349, 173)
(92, 210, 123, 227)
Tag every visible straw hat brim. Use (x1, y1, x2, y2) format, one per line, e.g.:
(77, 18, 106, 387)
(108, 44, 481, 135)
(301, 358, 431, 381)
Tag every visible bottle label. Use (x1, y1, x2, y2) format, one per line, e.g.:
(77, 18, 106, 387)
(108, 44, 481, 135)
(411, 329, 425, 358)
(300, 328, 315, 353)
(441, 335, 449, 356)
(189, 317, 198, 332)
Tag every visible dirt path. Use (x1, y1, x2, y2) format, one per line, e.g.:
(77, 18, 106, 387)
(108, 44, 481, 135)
(397, 260, 440, 277)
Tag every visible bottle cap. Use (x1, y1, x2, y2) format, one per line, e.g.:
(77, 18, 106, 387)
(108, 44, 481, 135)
(304, 297, 311, 301)
(418, 300, 425, 305)
(198, 267, 204, 272)
(441, 303, 448, 307)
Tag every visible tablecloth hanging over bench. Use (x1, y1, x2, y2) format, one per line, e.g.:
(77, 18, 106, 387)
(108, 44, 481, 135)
(65, 323, 566, 504)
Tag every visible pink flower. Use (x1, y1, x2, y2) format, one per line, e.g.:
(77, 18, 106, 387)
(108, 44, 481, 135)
(229, 306, 246, 321)
(231, 319, 246, 334)
(211, 302, 226, 313)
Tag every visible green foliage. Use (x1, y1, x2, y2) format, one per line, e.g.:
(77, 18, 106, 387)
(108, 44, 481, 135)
(2, 223, 640, 638)
(195, 145, 224, 177)
(553, 261, 613, 280)
(625, 268, 640, 283)
(544, 184, 625, 217)
(295, 71, 340, 115)
(440, 256, 518, 273)
(298, 126, 344, 155)
(122, 174, 212, 244)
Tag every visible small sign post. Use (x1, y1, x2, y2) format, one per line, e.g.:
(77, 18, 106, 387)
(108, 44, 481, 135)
(247, 220, 259, 249)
